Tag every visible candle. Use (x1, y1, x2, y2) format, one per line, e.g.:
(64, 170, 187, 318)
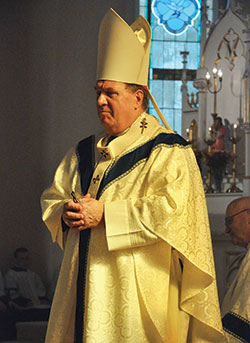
(212, 67, 217, 75)
(205, 72, 211, 81)
(218, 69, 223, 78)
(208, 127, 212, 137)
(218, 69, 223, 82)
(233, 124, 237, 138)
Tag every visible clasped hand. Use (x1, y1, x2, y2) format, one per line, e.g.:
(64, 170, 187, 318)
(62, 194, 104, 231)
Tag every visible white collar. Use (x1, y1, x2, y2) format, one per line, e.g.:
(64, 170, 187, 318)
(96, 113, 161, 160)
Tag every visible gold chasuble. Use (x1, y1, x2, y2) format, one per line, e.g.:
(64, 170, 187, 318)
(41, 113, 226, 343)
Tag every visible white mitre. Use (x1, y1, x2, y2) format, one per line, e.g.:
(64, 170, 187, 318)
(96, 8, 171, 130)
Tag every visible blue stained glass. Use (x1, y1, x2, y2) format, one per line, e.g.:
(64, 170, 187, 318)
(153, 21, 165, 40)
(186, 25, 198, 41)
(151, 0, 200, 36)
(174, 109, 182, 133)
(185, 42, 198, 68)
(162, 44, 176, 69)
(163, 42, 185, 69)
(174, 81, 182, 107)
(149, 80, 182, 132)
(163, 81, 174, 107)
(151, 80, 163, 105)
(164, 109, 174, 129)
(140, 0, 201, 134)
(151, 41, 164, 68)
(139, 0, 148, 18)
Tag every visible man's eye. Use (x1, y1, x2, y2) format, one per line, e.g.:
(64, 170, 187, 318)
(107, 91, 117, 97)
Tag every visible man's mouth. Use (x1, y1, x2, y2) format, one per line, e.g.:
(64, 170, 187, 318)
(99, 109, 112, 119)
(98, 108, 111, 114)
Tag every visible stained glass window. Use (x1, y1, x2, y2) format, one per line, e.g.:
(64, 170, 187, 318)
(139, 0, 201, 133)
(152, 0, 200, 36)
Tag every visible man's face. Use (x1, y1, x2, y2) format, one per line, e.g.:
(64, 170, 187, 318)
(95, 80, 141, 135)
(225, 206, 250, 248)
(15, 252, 29, 269)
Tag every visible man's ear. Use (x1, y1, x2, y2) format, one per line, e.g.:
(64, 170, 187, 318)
(135, 89, 144, 107)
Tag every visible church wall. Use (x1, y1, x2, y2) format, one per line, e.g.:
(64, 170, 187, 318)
(203, 9, 247, 131)
(0, 0, 138, 290)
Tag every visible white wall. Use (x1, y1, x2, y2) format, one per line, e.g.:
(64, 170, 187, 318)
(0, 0, 138, 288)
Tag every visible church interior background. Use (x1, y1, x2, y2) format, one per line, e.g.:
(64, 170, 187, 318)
(1, 0, 250, 340)
(140, 0, 250, 304)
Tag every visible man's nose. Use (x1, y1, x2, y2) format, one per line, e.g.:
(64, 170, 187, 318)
(225, 225, 230, 233)
(97, 93, 108, 106)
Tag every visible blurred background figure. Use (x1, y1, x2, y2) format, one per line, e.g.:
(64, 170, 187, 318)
(222, 196, 250, 343)
(212, 116, 226, 151)
(5, 247, 48, 307)
(4, 247, 50, 322)
(0, 271, 16, 341)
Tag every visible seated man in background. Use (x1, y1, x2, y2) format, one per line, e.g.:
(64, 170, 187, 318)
(0, 271, 16, 340)
(5, 247, 48, 307)
(5, 247, 50, 322)
(222, 196, 250, 342)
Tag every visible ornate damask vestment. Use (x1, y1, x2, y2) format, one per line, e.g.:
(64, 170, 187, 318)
(41, 113, 226, 343)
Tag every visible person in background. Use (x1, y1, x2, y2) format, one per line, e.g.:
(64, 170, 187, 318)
(212, 116, 226, 151)
(5, 247, 50, 322)
(5, 247, 48, 307)
(0, 271, 16, 340)
(222, 196, 250, 342)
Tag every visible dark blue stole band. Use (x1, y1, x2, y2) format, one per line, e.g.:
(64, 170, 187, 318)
(74, 135, 95, 343)
(97, 132, 189, 199)
(223, 312, 250, 342)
